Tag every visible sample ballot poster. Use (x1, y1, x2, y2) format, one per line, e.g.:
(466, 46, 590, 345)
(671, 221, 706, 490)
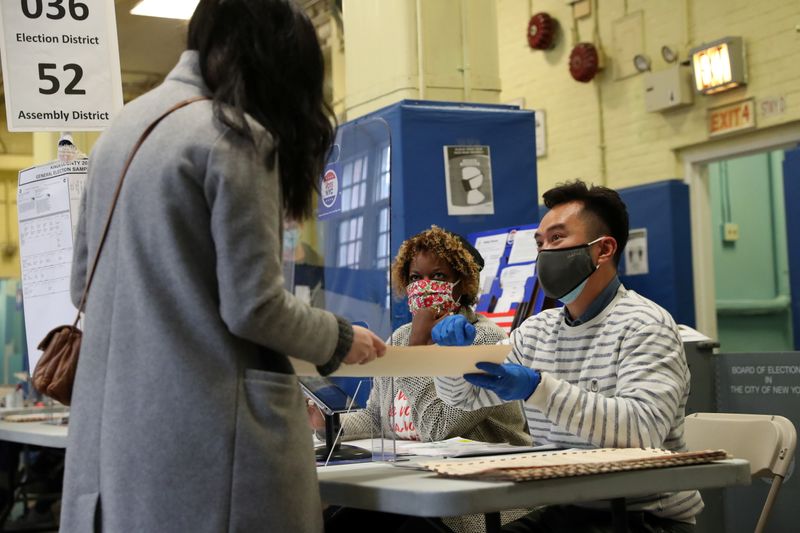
(443, 145, 495, 216)
(18, 159, 87, 373)
(0, 0, 123, 130)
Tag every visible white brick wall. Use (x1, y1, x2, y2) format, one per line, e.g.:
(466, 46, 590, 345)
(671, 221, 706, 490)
(497, 0, 800, 196)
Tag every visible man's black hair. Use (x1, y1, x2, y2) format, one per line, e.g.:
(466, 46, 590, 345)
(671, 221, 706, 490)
(542, 180, 629, 265)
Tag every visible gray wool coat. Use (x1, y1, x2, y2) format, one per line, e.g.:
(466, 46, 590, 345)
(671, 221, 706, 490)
(60, 51, 352, 532)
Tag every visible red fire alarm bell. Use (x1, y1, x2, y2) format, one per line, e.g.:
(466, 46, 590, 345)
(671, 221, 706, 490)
(527, 12, 556, 50)
(569, 42, 600, 82)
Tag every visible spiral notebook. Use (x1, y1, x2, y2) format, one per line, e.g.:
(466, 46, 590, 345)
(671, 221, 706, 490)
(420, 447, 730, 482)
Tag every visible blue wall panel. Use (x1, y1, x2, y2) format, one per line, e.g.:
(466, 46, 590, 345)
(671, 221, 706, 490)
(619, 180, 696, 326)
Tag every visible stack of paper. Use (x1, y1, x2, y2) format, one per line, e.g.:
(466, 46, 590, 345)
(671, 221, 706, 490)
(419, 447, 730, 481)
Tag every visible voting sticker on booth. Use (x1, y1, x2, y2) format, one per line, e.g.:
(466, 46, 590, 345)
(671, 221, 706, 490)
(0, 0, 123, 131)
(318, 163, 342, 219)
(443, 145, 495, 216)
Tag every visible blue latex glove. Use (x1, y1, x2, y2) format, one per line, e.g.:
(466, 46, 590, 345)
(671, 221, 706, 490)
(431, 314, 476, 346)
(463, 362, 541, 401)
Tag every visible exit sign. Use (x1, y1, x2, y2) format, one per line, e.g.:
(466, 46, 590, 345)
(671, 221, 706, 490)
(690, 36, 746, 95)
(708, 98, 755, 137)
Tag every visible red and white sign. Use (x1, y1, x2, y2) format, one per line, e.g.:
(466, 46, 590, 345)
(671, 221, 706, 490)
(321, 168, 338, 208)
(708, 98, 755, 138)
(479, 310, 516, 335)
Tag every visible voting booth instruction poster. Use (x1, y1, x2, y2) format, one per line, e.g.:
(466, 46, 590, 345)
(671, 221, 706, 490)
(443, 145, 495, 216)
(18, 159, 87, 373)
(0, 0, 123, 131)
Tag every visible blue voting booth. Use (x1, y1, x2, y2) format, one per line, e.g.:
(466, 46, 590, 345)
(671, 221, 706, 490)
(368, 100, 538, 329)
(310, 100, 538, 403)
(315, 100, 539, 332)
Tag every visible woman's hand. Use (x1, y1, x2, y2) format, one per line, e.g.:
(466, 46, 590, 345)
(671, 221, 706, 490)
(342, 325, 386, 365)
(409, 307, 447, 345)
(307, 400, 325, 431)
(431, 314, 476, 346)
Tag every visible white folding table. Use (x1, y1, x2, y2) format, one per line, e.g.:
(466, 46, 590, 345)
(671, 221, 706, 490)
(317, 457, 751, 532)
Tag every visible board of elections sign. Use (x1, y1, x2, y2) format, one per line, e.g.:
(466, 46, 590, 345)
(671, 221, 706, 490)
(0, 0, 123, 131)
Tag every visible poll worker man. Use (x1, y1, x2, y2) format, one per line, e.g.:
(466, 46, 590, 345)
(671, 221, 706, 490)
(432, 180, 701, 532)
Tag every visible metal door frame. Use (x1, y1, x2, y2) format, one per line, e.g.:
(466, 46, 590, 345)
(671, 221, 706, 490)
(679, 121, 800, 341)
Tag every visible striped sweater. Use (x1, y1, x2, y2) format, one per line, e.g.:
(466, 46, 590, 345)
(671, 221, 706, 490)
(435, 285, 704, 523)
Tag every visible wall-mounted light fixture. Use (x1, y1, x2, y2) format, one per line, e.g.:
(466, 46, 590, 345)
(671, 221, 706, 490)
(689, 36, 747, 95)
(130, 0, 199, 20)
(661, 45, 679, 64)
(633, 54, 651, 73)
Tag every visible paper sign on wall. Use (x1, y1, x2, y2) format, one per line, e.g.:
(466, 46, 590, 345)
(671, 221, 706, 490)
(624, 228, 649, 276)
(507, 228, 538, 265)
(534, 110, 546, 158)
(474, 232, 507, 293)
(443, 145, 495, 216)
(0, 0, 123, 131)
(18, 159, 87, 373)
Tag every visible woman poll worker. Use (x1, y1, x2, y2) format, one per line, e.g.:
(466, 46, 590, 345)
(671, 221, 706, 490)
(314, 226, 529, 533)
(61, 1, 384, 532)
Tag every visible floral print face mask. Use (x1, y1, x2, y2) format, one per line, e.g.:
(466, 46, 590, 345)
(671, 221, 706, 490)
(406, 279, 460, 316)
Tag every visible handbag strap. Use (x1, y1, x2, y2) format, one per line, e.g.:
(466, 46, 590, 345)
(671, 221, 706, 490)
(72, 95, 211, 326)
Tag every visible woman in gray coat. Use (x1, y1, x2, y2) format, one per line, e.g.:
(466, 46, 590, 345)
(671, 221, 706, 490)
(61, 1, 385, 531)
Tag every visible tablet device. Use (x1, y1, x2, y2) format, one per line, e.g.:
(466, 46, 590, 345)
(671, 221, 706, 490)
(299, 377, 364, 416)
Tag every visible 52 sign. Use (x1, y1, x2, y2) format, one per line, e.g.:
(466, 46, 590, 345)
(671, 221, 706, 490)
(21, 0, 89, 20)
(38, 63, 85, 95)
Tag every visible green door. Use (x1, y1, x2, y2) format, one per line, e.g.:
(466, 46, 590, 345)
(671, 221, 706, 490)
(709, 151, 793, 352)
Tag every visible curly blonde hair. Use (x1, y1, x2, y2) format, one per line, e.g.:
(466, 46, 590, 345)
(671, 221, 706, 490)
(391, 225, 482, 308)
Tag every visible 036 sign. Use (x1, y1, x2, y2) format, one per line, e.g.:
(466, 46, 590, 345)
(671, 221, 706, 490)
(0, 0, 123, 131)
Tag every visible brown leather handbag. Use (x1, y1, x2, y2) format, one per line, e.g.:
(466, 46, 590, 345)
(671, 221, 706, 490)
(32, 96, 210, 405)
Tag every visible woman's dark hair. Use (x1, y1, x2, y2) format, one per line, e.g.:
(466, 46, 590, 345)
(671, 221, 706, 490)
(188, 0, 334, 221)
(542, 180, 629, 265)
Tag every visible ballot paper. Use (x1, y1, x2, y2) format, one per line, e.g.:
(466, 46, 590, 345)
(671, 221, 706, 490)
(291, 344, 511, 377)
(345, 437, 541, 458)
